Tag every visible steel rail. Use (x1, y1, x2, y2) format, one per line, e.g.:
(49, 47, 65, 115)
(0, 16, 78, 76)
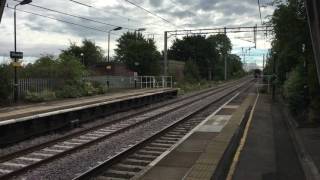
(73, 80, 253, 180)
(0, 78, 251, 179)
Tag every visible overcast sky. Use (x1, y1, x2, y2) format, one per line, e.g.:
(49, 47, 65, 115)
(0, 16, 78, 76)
(0, 0, 275, 66)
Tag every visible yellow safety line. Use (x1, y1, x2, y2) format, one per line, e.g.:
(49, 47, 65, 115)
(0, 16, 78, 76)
(226, 92, 260, 180)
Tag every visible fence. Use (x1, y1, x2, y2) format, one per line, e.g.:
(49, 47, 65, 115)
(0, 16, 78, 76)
(85, 76, 134, 89)
(9, 75, 173, 99)
(11, 78, 60, 98)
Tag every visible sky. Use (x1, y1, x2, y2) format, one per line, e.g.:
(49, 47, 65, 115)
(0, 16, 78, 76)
(0, 0, 275, 67)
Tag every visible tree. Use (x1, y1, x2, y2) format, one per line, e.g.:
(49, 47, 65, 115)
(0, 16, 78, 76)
(184, 60, 200, 83)
(61, 39, 104, 67)
(115, 32, 161, 75)
(267, 0, 320, 122)
(168, 34, 238, 80)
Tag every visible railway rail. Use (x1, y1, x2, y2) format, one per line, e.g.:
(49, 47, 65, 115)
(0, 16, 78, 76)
(73, 80, 254, 180)
(0, 78, 252, 179)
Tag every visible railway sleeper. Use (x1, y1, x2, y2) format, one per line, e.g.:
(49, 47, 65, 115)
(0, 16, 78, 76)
(129, 154, 156, 161)
(143, 146, 167, 152)
(103, 169, 135, 179)
(136, 150, 162, 156)
(149, 143, 172, 148)
(96, 176, 126, 180)
(159, 137, 180, 141)
(154, 139, 176, 144)
(112, 164, 144, 172)
(122, 158, 150, 166)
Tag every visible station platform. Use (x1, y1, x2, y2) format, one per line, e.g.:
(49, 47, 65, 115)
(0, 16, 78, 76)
(0, 88, 174, 121)
(0, 88, 177, 146)
(230, 95, 316, 180)
(137, 91, 257, 180)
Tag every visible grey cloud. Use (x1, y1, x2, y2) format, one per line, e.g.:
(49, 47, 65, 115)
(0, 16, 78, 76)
(149, 0, 163, 7)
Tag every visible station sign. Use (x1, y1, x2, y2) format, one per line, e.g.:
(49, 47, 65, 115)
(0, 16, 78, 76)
(10, 51, 23, 59)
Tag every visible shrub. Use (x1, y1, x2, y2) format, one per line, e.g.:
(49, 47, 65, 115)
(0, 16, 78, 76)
(56, 83, 83, 98)
(283, 66, 305, 117)
(25, 90, 56, 102)
(0, 65, 12, 105)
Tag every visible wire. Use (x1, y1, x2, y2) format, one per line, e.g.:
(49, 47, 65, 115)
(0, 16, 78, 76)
(6, 5, 122, 36)
(122, 0, 179, 28)
(68, 0, 141, 24)
(13, 0, 135, 30)
(257, 0, 263, 25)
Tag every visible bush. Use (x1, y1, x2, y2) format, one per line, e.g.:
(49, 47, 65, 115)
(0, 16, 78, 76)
(56, 83, 83, 98)
(283, 66, 305, 117)
(0, 65, 12, 105)
(56, 80, 107, 98)
(25, 90, 56, 102)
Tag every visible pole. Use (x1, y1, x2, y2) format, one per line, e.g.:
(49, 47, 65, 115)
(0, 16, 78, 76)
(164, 31, 168, 76)
(13, 5, 18, 103)
(107, 30, 111, 62)
(224, 27, 227, 81)
(262, 54, 265, 75)
(272, 54, 276, 100)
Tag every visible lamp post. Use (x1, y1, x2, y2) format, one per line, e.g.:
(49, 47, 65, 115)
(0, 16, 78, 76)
(134, 28, 146, 41)
(107, 27, 122, 62)
(80, 53, 84, 65)
(13, 0, 32, 103)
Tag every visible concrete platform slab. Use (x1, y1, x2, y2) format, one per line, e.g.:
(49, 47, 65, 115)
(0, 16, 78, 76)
(157, 151, 202, 167)
(141, 166, 189, 180)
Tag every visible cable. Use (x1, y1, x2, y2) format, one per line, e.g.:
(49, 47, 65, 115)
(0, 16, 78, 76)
(257, 0, 263, 25)
(6, 5, 122, 37)
(68, 0, 141, 24)
(122, 0, 179, 28)
(13, 0, 135, 30)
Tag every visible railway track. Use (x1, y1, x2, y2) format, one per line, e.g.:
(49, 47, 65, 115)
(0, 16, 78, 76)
(73, 80, 254, 180)
(0, 78, 252, 179)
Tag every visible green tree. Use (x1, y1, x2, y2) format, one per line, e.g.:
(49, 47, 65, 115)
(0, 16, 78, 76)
(115, 32, 161, 75)
(168, 34, 237, 80)
(184, 60, 200, 83)
(61, 39, 104, 67)
(267, 0, 320, 122)
(21, 55, 57, 78)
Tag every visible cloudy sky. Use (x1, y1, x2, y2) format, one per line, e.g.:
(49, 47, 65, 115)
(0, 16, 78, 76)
(0, 0, 275, 67)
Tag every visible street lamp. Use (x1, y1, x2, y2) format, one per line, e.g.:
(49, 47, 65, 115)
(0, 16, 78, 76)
(107, 27, 122, 62)
(80, 53, 84, 65)
(134, 28, 146, 40)
(13, 0, 32, 103)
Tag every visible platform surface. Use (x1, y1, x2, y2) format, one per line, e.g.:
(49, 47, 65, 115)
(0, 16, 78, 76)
(231, 95, 305, 180)
(0, 88, 173, 121)
(138, 92, 256, 180)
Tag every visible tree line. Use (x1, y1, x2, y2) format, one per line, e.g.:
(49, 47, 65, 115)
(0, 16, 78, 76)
(168, 34, 245, 82)
(265, 0, 320, 123)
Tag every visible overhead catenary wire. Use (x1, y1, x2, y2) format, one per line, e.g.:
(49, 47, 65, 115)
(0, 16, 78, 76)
(66, 0, 165, 36)
(257, 0, 263, 25)
(6, 5, 122, 36)
(68, 0, 141, 24)
(122, 0, 180, 28)
(13, 0, 135, 30)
